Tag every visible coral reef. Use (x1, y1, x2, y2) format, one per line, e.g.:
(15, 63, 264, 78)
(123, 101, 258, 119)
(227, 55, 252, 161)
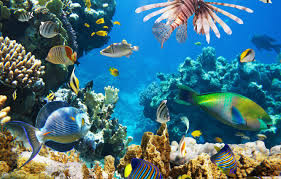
(0, 95, 10, 124)
(119, 125, 281, 179)
(0, 36, 45, 89)
(140, 47, 281, 147)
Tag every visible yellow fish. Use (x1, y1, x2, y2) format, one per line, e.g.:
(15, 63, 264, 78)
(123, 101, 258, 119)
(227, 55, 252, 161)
(178, 174, 192, 179)
(96, 18, 105, 24)
(69, 67, 79, 95)
(12, 90, 17, 101)
(85, 0, 91, 11)
(103, 26, 108, 29)
(109, 67, 119, 77)
(91, 32, 95, 36)
(96, 31, 107, 36)
(194, 42, 201, 46)
(84, 23, 90, 28)
(191, 130, 202, 138)
(240, 49, 255, 63)
(113, 21, 120, 25)
(46, 91, 55, 101)
(215, 137, 223, 143)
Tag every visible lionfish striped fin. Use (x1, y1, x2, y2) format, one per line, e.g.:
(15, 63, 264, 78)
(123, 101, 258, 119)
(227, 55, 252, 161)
(135, 1, 177, 13)
(207, 8, 232, 35)
(206, 13, 220, 38)
(206, 2, 254, 13)
(143, 4, 179, 22)
(176, 23, 188, 43)
(152, 22, 173, 48)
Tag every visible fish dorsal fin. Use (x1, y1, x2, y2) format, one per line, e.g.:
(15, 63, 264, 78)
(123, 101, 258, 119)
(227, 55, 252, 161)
(231, 106, 246, 125)
(122, 39, 128, 45)
(36, 101, 70, 129)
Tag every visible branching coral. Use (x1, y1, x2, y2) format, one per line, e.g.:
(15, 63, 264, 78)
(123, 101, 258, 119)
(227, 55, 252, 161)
(0, 36, 45, 89)
(0, 95, 10, 124)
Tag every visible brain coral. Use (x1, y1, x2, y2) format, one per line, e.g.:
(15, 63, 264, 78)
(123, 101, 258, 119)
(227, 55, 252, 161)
(0, 36, 45, 88)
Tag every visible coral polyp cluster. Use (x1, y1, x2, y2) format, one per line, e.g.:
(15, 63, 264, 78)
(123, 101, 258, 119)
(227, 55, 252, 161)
(0, 36, 45, 88)
(0, 95, 10, 124)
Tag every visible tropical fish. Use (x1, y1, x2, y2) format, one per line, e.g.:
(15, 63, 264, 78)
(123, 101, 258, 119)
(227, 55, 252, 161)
(84, 23, 90, 28)
(256, 133, 267, 140)
(5, 101, 90, 169)
(241, 135, 250, 140)
(215, 137, 223, 143)
(103, 26, 109, 29)
(39, 21, 59, 38)
(211, 144, 237, 177)
(180, 116, 189, 133)
(178, 136, 187, 157)
(100, 40, 139, 58)
(45, 91, 55, 102)
(18, 12, 33, 22)
(113, 21, 120, 25)
(235, 132, 245, 137)
(96, 18, 105, 24)
(191, 130, 202, 138)
(12, 90, 17, 101)
(109, 67, 119, 77)
(69, 67, 79, 95)
(102, 3, 108, 8)
(259, 0, 272, 3)
(251, 34, 281, 53)
(135, 0, 253, 47)
(194, 42, 201, 46)
(156, 100, 170, 124)
(91, 31, 108, 37)
(46, 45, 77, 66)
(124, 158, 163, 179)
(240, 49, 255, 63)
(175, 84, 273, 131)
(178, 174, 192, 179)
(85, 0, 91, 11)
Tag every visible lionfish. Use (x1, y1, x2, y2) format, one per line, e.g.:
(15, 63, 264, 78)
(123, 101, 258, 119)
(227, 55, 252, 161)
(135, 0, 253, 47)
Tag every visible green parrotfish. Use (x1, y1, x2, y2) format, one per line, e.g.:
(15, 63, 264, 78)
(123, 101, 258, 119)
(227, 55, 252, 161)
(175, 84, 273, 131)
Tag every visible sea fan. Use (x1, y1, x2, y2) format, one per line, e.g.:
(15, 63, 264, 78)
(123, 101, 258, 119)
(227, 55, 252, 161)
(135, 0, 253, 47)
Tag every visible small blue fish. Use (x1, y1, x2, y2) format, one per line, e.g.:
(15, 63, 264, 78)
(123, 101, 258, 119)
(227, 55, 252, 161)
(124, 158, 163, 179)
(6, 101, 90, 168)
(211, 144, 238, 177)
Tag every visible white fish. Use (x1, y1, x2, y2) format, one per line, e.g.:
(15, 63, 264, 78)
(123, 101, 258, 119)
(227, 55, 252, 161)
(39, 21, 59, 38)
(100, 40, 139, 58)
(156, 100, 170, 124)
(18, 12, 33, 22)
(103, 3, 108, 7)
(256, 134, 267, 140)
(178, 136, 187, 157)
(181, 116, 189, 134)
(259, 0, 272, 3)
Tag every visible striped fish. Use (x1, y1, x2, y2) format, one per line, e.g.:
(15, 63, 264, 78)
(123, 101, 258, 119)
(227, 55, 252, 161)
(18, 12, 33, 22)
(39, 21, 59, 38)
(156, 100, 170, 124)
(240, 49, 255, 63)
(46, 45, 77, 65)
(68, 67, 79, 95)
(124, 158, 163, 179)
(211, 144, 237, 177)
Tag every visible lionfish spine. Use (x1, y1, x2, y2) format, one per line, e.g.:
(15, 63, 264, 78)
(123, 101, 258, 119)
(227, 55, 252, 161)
(206, 2, 254, 13)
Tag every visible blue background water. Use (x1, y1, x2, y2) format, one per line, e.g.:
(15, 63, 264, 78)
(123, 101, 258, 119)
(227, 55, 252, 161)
(77, 0, 281, 144)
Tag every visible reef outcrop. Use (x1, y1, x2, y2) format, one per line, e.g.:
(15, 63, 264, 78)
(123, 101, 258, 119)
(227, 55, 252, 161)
(140, 47, 281, 147)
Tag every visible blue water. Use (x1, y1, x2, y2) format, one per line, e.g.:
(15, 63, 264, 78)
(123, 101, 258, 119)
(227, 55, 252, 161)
(77, 0, 281, 144)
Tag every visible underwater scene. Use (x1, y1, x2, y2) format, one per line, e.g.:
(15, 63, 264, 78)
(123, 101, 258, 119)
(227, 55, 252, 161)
(0, 0, 280, 178)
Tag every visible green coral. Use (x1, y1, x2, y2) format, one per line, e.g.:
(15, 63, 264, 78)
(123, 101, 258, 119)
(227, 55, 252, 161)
(0, 1, 10, 20)
(38, 0, 49, 6)
(46, 0, 63, 16)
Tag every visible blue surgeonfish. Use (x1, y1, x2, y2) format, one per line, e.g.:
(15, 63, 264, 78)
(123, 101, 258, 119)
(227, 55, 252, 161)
(5, 101, 91, 169)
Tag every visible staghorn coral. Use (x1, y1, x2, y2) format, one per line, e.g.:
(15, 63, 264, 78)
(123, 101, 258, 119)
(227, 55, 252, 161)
(0, 36, 45, 89)
(0, 95, 10, 124)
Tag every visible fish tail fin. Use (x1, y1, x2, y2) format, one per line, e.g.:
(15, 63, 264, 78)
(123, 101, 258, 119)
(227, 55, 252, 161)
(5, 121, 42, 168)
(273, 44, 281, 53)
(175, 84, 199, 106)
(152, 22, 173, 48)
(132, 46, 139, 51)
(71, 52, 77, 63)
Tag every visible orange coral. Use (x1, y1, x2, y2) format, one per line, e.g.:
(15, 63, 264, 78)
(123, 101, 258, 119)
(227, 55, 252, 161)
(93, 162, 103, 179)
(104, 155, 115, 179)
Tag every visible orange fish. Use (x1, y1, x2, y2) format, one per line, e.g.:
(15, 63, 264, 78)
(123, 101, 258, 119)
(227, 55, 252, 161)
(46, 46, 77, 66)
(109, 67, 119, 77)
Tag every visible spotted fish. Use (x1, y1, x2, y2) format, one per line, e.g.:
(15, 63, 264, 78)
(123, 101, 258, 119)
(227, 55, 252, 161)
(175, 84, 274, 131)
(39, 21, 59, 38)
(5, 101, 90, 169)
(124, 158, 163, 179)
(211, 144, 237, 177)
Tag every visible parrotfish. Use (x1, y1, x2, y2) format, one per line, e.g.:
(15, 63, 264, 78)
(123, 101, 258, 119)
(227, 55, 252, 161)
(5, 101, 91, 168)
(175, 84, 273, 131)
(211, 144, 237, 177)
(124, 158, 163, 179)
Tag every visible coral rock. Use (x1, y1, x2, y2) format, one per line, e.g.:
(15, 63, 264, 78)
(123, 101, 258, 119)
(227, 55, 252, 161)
(104, 155, 115, 179)
(0, 37, 45, 88)
(0, 95, 10, 124)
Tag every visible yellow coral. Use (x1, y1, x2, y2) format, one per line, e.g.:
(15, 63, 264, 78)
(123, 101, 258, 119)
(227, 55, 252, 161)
(0, 36, 45, 88)
(0, 95, 10, 124)
(104, 155, 115, 179)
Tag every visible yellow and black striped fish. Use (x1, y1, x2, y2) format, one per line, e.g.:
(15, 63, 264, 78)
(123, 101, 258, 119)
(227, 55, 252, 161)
(211, 144, 237, 177)
(39, 21, 59, 38)
(124, 158, 163, 179)
(156, 100, 170, 124)
(68, 67, 79, 95)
